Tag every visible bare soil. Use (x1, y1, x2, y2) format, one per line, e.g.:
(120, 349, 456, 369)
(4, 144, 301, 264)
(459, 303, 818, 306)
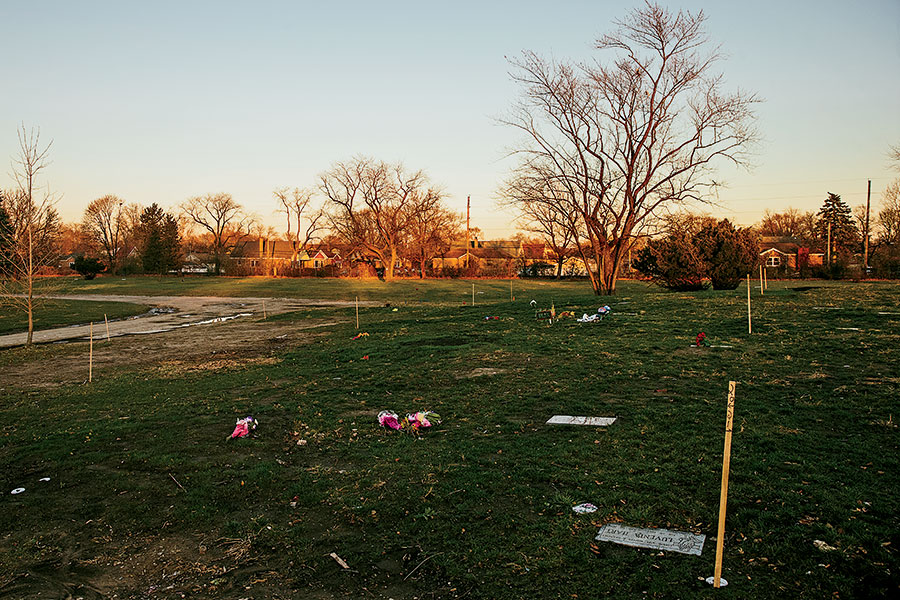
(1, 295, 369, 389)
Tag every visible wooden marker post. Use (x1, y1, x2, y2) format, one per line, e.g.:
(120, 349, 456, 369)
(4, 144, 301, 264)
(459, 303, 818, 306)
(263, 300, 267, 320)
(104, 314, 110, 342)
(510, 278, 513, 302)
(472, 283, 475, 306)
(759, 265, 764, 296)
(746, 274, 752, 334)
(763, 267, 768, 291)
(712, 381, 737, 588)
(89, 322, 93, 383)
(356, 296, 359, 329)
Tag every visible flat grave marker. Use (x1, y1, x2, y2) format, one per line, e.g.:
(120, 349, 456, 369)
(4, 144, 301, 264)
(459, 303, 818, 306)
(594, 523, 706, 556)
(546, 415, 616, 426)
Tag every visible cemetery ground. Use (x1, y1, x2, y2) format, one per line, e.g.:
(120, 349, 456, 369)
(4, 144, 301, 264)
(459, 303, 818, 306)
(0, 278, 897, 599)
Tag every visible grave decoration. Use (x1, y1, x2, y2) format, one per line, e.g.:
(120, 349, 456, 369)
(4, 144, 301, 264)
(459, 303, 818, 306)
(378, 410, 442, 434)
(228, 416, 258, 440)
(577, 306, 611, 322)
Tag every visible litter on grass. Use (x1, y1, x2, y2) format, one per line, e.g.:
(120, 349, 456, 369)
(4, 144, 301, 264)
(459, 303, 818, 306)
(705, 576, 728, 587)
(595, 523, 706, 556)
(547, 415, 616, 426)
(352, 332, 369, 340)
(573, 503, 598, 514)
(483, 316, 500, 320)
(378, 410, 441, 433)
(228, 416, 258, 440)
(39, 477, 50, 482)
(11, 488, 25, 494)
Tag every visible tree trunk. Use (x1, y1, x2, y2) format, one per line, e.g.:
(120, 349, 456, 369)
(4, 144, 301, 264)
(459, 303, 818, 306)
(26, 225, 34, 346)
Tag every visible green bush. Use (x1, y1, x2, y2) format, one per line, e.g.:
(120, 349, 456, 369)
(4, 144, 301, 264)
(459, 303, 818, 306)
(72, 256, 106, 280)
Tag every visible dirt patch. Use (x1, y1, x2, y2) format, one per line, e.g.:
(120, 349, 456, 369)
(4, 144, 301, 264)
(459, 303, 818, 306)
(458, 367, 508, 378)
(4, 315, 339, 390)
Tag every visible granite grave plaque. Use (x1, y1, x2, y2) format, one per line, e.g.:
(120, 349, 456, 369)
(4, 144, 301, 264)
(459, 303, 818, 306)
(594, 523, 705, 556)
(546, 415, 616, 426)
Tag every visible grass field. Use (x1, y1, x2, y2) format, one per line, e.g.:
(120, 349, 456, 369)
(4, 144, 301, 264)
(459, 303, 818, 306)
(0, 277, 898, 598)
(0, 298, 150, 336)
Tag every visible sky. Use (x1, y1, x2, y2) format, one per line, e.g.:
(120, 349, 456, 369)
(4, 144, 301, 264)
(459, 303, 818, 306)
(2, 0, 899, 238)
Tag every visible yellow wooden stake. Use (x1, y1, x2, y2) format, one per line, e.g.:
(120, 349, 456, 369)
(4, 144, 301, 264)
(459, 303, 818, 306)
(89, 321, 93, 383)
(104, 314, 110, 342)
(263, 299, 267, 320)
(356, 296, 359, 329)
(759, 265, 764, 295)
(510, 278, 513, 301)
(763, 266, 768, 290)
(472, 283, 475, 306)
(713, 381, 737, 588)
(746, 274, 752, 334)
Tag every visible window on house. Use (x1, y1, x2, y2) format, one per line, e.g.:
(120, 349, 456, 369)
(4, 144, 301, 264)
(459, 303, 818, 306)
(766, 256, 781, 267)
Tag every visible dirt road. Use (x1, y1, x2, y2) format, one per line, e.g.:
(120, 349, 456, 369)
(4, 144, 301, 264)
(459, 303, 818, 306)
(0, 294, 373, 348)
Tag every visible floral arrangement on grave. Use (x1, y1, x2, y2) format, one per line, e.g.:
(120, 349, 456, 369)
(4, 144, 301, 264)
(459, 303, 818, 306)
(378, 410, 442, 434)
(696, 332, 711, 347)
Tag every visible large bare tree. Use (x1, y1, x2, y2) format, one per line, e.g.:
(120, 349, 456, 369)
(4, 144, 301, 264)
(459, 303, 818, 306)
(321, 157, 440, 280)
(504, 3, 759, 294)
(180, 193, 251, 274)
(273, 187, 326, 250)
(0, 126, 60, 345)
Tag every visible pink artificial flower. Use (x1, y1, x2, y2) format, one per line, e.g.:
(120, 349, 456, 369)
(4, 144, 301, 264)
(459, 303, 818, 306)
(378, 411, 401, 430)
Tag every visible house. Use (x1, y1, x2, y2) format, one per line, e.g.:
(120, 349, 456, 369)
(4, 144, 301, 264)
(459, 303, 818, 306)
(759, 236, 824, 271)
(432, 239, 522, 276)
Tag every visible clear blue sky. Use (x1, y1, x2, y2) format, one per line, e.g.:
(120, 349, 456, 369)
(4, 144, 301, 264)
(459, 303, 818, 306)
(2, 0, 899, 237)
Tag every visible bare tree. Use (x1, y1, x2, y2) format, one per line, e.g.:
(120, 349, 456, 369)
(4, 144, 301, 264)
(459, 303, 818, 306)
(0, 126, 60, 345)
(81, 195, 128, 273)
(403, 193, 461, 278)
(180, 193, 251, 275)
(321, 157, 438, 280)
(504, 3, 759, 294)
(889, 144, 900, 171)
(503, 164, 581, 278)
(273, 187, 326, 250)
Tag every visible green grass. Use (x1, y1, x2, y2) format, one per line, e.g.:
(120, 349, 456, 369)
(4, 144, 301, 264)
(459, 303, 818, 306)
(0, 298, 150, 335)
(0, 278, 898, 598)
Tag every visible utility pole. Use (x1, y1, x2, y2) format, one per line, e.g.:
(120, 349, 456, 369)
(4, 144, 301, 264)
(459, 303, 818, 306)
(864, 179, 871, 272)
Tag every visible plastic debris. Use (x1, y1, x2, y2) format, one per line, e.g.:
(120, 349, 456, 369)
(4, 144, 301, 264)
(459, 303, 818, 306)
(39, 477, 50, 482)
(483, 316, 500, 320)
(573, 502, 598, 514)
(11, 488, 25, 495)
(329, 552, 350, 569)
(813, 540, 837, 552)
(530, 300, 537, 307)
(705, 576, 728, 587)
(228, 416, 258, 440)
(352, 332, 369, 340)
